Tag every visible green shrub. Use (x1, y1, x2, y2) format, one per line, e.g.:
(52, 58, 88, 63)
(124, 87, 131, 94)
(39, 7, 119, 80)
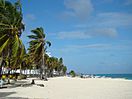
(69, 70, 76, 77)
(17, 74, 27, 80)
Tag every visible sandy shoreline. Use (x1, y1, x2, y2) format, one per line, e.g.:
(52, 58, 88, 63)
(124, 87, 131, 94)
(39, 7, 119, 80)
(0, 77, 132, 99)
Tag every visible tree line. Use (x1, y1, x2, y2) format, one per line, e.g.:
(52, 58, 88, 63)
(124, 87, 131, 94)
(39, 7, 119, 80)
(0, 0, 67, 81)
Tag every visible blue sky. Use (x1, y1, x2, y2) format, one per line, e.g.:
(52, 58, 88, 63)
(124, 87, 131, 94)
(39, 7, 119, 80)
(20, 0, 132, 74)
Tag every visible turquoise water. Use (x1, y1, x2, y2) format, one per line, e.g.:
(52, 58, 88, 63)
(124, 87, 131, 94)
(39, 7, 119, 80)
(94, 74, 132, 80)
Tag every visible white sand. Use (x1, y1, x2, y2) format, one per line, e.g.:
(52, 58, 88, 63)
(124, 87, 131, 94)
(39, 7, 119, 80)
(0, 77, 132, 99)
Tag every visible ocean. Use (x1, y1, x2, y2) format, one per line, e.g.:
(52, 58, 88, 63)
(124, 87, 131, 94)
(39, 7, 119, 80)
(94, 74, 132, 80)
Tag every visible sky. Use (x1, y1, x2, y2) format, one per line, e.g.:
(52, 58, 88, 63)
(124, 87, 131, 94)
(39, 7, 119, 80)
(19, 0, 132, 74)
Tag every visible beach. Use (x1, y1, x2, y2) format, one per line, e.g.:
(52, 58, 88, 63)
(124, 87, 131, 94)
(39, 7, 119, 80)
(0, 77, 132, 99)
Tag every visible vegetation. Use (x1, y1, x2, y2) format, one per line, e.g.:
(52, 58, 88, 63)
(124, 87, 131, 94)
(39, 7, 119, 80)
(0, 0, 68, 82)
(28, 27, 51, 79)
(0, 0, 25, 83)
(69, 70, 76, 77)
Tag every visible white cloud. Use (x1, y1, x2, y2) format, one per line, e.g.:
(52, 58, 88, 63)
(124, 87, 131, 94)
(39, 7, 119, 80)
(63, 0, 93, 20)
(59, 3, 132, 39)
(46, 52, 52, 57)
(124, 0, 132, 5)
(58, 43, 112, 53)
(102, 0, 113, 3)
(26, 14, 36, 20)
(68, 44, 111, 49)
(57, 28, 117, 39)
(75, 12, 132, 28)
(96, 12, 132, 27)
(58, 42, 132, 53)
(70, 12, 132, 39)
(90, 28, 118, 37)
(58, 31, 91, 39)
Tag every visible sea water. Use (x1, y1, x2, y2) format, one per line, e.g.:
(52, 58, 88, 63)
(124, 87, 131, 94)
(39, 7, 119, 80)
(94, 74, 132, 80)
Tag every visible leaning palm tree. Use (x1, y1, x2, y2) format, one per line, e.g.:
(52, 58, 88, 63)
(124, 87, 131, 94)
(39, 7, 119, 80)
(28, 27, 51, 80)
(0, 0, 25, 80)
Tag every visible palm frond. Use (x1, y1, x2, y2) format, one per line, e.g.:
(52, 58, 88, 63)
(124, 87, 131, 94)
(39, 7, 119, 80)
(0, 38, 10, 55)
(31, 27, 45, 38)
(0, 34, 6, 41)
(27, 35, 38, 39)
(12, 35, 19, 57)
(46, 40, 51, 47)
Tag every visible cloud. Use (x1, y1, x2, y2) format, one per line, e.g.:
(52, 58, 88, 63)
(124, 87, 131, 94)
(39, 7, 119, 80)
(57, 12, 132, 39)
(57, 28, 117, 39)
(71, 12, 132, 39)
(58, 31, 91, 39)
(59, 4, 132, 39)
(63, 0, 94, 20)
(68, 44, 111, 49)
(75, 12, 132, 28)
(90, 28, 118, 37)
(101, 0, 113, 3)
(26, 14, 36, 20)
(124, 0, 132, 5)
(96, 12, 132, 27)
(58, 43, 112, 53)
(58, 42, 132, 53)
(46, 52, 52, 57)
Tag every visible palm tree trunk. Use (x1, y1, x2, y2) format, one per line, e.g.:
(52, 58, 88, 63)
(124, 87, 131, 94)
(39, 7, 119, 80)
(44, 68, 47, 79)
(0, 52, 4, 82)
(26, 67, 27, 75)
(29, 67, 31, 76)
(0, 57, 3, 79)
(40, 52, 47, 80)
(20, 65, 22, 75)
(7, 58, 11, 84)
(40, 52, 44, 79)
(40, 67, 43, 79)
(7, 45, 12, 84)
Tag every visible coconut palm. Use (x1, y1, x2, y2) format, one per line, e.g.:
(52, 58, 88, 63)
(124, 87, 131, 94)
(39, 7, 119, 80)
(28, 27, 51, 80)
(0, 0, 25, 79)
(62, 66, 67, 75)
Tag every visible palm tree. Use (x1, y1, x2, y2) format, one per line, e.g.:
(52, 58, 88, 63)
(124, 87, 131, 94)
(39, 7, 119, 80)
(62, 66, 67, 75)
(0, 0, 25, 80)
(44, 54, 51, 77)
(28, 27, 51, 80)
(58, 58, 63, 75)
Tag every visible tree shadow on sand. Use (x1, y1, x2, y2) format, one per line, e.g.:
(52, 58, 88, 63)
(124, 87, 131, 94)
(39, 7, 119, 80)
(1, 97, 28, 99)
(0, 92, 28, 99)
(0, 92, 16, 97)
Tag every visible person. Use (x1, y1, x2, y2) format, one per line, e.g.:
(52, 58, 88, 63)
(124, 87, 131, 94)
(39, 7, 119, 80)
(0, 79, 3, 87)
(31, 79, 35, 84)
